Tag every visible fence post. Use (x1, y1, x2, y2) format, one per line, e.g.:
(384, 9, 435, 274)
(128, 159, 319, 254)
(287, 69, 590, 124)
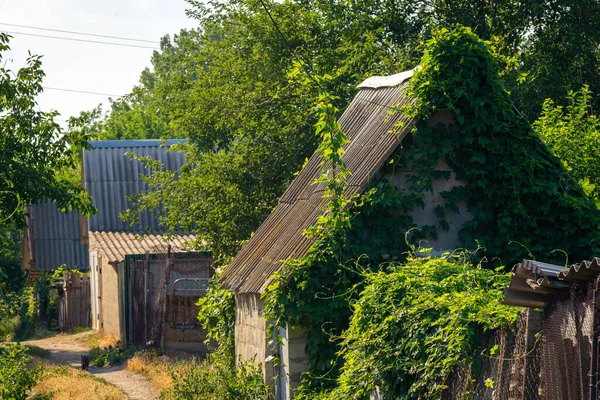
(523, 308, 542, 400)
(590, 278, 600, 400)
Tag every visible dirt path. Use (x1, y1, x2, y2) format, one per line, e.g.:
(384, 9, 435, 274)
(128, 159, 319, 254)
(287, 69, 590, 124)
(22, 333, 159, 400)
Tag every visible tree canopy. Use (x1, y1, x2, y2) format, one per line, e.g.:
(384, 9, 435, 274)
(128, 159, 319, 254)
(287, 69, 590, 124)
(80, 0, 600, 261)
(0, 33, 95, 224)
(535, 85, 600, 202)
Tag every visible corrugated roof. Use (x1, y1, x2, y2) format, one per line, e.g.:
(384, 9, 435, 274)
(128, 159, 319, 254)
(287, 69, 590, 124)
(502, 258, 600, 308)
(219, 70, 417, 293)
(89, 231, 196, 264)
(26, 202, 89, 271)
(84, 140, 186, 232)
(89, 139, 186, 149)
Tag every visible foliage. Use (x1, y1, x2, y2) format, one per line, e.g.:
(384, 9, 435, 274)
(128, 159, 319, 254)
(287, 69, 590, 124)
(161, 346, 269, 400)
(326, 253, 518, 399)
(263, 89, 360, 389)
(399, 26, 600, 266)
(0, 343, 40, 400)
(0, 33, 95, 224)
(534, 85, 600, 200)
(74, 0, 600, 262)
(51, 266, 84, 281)
(0, 224, 24, 295)
(195, 272, 236, 350)
(90, 347, 131, 367)
(88, 333, 129, 367)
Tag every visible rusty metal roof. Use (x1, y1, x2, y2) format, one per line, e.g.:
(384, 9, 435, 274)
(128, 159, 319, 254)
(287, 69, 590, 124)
(502, 258, 600, 308)
(89, 231, 196, 264)
(219, 71, 417, 293)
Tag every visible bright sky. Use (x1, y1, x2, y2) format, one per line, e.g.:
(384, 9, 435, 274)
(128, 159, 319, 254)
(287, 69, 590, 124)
(1, 0, 197, 125)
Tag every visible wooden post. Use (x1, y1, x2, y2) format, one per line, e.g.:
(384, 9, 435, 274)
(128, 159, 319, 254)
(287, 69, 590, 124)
(149, 246, 172, 348)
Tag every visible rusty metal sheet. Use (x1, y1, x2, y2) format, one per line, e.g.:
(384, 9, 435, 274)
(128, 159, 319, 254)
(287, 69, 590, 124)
(89, 231, 196, 263)
(503, 258, 600, 308)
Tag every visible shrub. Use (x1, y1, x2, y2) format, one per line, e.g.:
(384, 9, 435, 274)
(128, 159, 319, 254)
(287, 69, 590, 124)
(326, 253, 518, 399)
(0, 343, 40, 400)
(162, 347, 269, 400)
(90, 346, 132, 367)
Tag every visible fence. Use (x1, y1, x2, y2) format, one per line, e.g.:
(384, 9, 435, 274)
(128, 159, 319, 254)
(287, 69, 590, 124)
(441, 279, 599, 399)
(124, 250, 213, 347)
(57, 271, 91, 332)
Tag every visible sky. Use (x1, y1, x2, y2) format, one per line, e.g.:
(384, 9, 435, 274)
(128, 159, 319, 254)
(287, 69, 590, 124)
(1, 0, 197, 125)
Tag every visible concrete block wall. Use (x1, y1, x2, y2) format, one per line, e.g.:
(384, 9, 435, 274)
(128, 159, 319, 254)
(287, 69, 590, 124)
(282, 325, 309, 397)
(385, 111, 471, 252)
(235, 293, 273, 385)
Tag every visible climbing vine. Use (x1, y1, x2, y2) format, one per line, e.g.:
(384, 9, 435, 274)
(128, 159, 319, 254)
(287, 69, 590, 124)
(263, 81, 418, 392)
(328, 252, 519, 399)
(400, 27, 600, 265)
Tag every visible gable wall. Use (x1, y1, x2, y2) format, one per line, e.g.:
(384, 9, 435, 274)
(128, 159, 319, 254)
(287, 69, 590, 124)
(386, 110, 471, 251)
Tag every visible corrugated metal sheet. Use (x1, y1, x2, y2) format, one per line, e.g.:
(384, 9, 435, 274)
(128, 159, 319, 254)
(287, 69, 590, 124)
(84, 139, 186, 232)
(89, 231, 196, 263)
(219, 72, 417, 293)
(26, 202, 89, 271)
(502, 258, 600, 308)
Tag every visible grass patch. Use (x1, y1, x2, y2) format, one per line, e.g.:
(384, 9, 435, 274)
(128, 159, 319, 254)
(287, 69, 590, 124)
(30, 364, 126, 400)
(24, 345, 51, 359)
(127, 352, 172, 393)
(87, 333, 120, 350)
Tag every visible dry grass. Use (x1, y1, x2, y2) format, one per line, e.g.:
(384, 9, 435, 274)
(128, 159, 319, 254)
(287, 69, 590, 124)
(87, 332, 121, 349)
(126, 353, 173, 393)
(30, 363, 126, 400)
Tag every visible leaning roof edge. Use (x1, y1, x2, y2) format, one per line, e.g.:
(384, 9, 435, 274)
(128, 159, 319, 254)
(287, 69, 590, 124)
(88, 139, 187, 148)
(357, 68, 417, 89)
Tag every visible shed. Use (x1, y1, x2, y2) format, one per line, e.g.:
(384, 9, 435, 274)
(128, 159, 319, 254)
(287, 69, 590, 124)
(83, 140, 210, 348)
(218, 69, 471, 397)
(21, 201, 91, 331)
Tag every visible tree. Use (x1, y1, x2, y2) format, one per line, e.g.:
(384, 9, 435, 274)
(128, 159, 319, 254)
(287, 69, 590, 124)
(93, 0, 600, 260)
(534, 85, 600, 201)
(0, 33, 95, 223)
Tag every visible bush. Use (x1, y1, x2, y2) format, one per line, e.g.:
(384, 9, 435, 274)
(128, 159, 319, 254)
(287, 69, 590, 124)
(325, 253, 519, 399)
(0, 316, 19, 342)
(90, 346, 132, 367)
(162, 347, 269, 400)
(0, 343, 40, 400)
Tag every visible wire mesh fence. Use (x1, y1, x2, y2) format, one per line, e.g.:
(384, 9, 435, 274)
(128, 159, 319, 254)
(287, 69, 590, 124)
(441, 279, 599, 399)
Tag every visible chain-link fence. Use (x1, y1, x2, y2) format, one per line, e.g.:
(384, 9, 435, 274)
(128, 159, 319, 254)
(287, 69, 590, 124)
(442, 279, 599, 399)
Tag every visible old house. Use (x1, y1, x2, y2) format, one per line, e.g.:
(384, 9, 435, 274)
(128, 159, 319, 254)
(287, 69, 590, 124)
(218, 69, 472, 398)
(83, 140, 212, 349)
